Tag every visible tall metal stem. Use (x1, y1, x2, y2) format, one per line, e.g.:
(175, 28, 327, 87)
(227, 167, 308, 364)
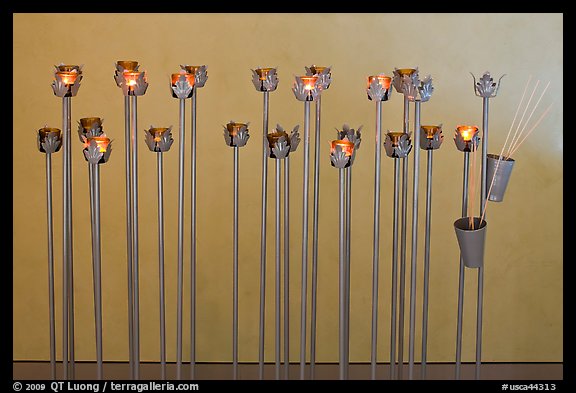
(344, 167, 352, 381)
(408, 100, 421, 380)
(89, 164, 103, 380)
(421, 149, 433, 380)
(455, 152, 470, 379)
(233, 147, 239, 380)
(283, 157, 290, 380)
(130, 95, 140, 380)
(299, 101, 311, 380)
(389, 159, 400, 380)
(258, 91, 270, 380)
(190, 87, 198, 380)
(370, 101, 382, 380)
(157, 153, 166, 380)
(338, 169, 346, 380)
(275, 159, 281, 380)
(310, 96, 321, 380)
(45, 153, 56, 380)
(124, 96, 134, 379)
(176, 98, 186, 380)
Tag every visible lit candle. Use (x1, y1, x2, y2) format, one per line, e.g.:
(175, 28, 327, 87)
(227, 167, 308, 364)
(148, 127, 169, 142)
(457, 125, 478, 142)
(256, 68, 273, 81)
(226, 122, 247, 137)
(331, 140, 355, 157)
(300, 76, 318, 91)
(124, 71, 143, 88)
(171, 73, 195, 87)
(117, 60, 139, 71)
(57, 71, 78, 86)
(86, 136, 111, 153)
(368, 74, 392, 90)
(387, 132, 405, 146)
(421, 125, 441, 139)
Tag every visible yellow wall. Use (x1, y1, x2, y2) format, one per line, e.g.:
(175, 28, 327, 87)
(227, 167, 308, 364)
(13, 13, 562, 363)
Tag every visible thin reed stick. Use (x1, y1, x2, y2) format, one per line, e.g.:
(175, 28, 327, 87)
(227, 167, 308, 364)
(506, 80, 540, 158)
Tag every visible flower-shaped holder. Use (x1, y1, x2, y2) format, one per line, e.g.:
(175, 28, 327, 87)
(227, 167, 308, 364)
(223, 121, 250, 148)
(367, 74, 393, 101)
(52, 64, 83, 98)
(384, 131, 412, 159)
(77, 117, 104, 143)
(454, 125, 480, 152)
(392, 67, 419, 95)
(292, 75, 321, 102)
(336, 124, 362, 157)
(144, 126, 174, 153)
(420, 125, 444, 150)
(251, 67, 279, 92)
(305, 65, 332, 90)
(171, 72, 195, 99)
(330, 140, 356, 169)
(114, 60, 148, 96)
(37, 127, 62, 154)
(180, 65, 208, 88)
(83, 136, 113, 165)
(472, 71, 505, 98)
(266, 124, 300, 159)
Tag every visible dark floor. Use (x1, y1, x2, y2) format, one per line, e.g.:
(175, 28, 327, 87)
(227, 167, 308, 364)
(13, 362, 562, 380)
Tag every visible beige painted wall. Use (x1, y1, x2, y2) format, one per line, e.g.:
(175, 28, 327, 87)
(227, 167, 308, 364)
(13, 13, 562, 363)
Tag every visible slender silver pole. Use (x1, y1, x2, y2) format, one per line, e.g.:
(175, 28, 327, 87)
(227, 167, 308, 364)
(310, 96, 321, 380)
(397, 95, 410, 380)
(46, 153, 56, 380)
(476, 97, 489, 380)
(66, 96, 76, 380)
(233, 147, 239, 380)
(130, 95, 140, 380)
(190, 87, 198, 380)
(344, 167, 352, 381)
(408, 100, 421, 380)
(455, 152, 470, 379)
(370, 101, 382, 380)
(258, 91, 270, 380)
(390, 159, 400, 380)
(283, 157, 290, 380)
(89, 164, 103, 380)
(176, 98, 186, 380)
(338, 168, 346, 380)
(299, 101, 311, 380)
(421, 149, 433, 380)
(124, 96, 134, 379)
(275, 159, 281, 380)
(157, 152, 166, 380)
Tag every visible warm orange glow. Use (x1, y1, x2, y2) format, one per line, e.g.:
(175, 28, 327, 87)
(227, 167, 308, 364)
(226, 123, 247, 137)
(300, 76, 318, 90)
(171, 73, 195, 87)
(388, 132, 405, 145)
(421, 125, 441, 139)
(87, 136, 110, 153)
(124, 71, 142, 87)
(256, 68, 273, 81)
(117, 60, 139, 71)
(57, 71, 78, 85)
(397, 68, 417, 76)
(310, 66, 326, 74)
(148, 128, 169, 142)
(331, 140, 355, 157)
(368, 74, 392, 90)
(457, 125, 478, 142)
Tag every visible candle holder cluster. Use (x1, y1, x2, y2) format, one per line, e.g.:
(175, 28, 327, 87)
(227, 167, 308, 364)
(36, 61, 526, 383)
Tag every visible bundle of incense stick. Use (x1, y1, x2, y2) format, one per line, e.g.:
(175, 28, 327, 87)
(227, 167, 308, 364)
(479, 75, 553, 225)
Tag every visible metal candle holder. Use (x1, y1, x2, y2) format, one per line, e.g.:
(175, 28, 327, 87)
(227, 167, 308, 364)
(330, 129, 361, 380)
(81, 123, 112, 380)
(453, 125, 481, 380)
(470, 71, 504, 380)
(391, 67, 418, 380)
(292, 75, 322, 380)
(266, 124, 301, 380)
(114, 60, 148, 380)
(251, 67, 279, 380)
(383, 130, 412, 380)
(37, 127, 62, 380)
(305, 65, 332, 380)
(144, 126, 174, 380)
(51, 63, 83, 380)
(419, 124, 443, 380)
(366, 73, 393, 380)
(222, 121, 250, 380)
(170, 68, 195, 380)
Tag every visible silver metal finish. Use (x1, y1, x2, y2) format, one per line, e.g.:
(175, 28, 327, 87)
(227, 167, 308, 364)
(344, 167, 351, 381)
(421, 150, 433, 379)
(397, 155, 409, 380)
(130, 95, 140, 380)
(299, 101, 311, 380)
(89, 163, 103, 380)
(455, 152, 470, 379)
(275, 159, 281, 381)
(158, 153, 166, 380)
(338, 168, 346, 380)
(408, 100, 421, 380)
(176, 98, 185, 380)
(310, 96, 321, 380)
(45, 153, 56, 380)
(283, 157, 290, 380)
(191, 87, 197, 381)
(258, 91, 269, 380)
(233, 147, 239, 380)
(370, 101, 382, 380)
(390, 159, 400, 380)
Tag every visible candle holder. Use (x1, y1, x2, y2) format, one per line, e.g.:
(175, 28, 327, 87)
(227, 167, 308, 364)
(181, 64, 208, 88)
(468, 71, 504, 381)
(37, 126, 62, 381)
(266, 124, 300, 380)
(292, 75, 321, 102)
(418, 124, 443, 380)
(115, 59, 148, 380)
(52, 63, 82, 380)
(367, 74, 393, 102)
(252, 66, 279, 380)
(384, 131, 412, 159)
(304, 65, 331, 380)
(144, 126, 173, 381)
(454, 125, 480, 152)
(222, 121, 250, 380)
(171, 72, 195, 99)
(77, 117, 104, 142)
(82, 130, 113, 380)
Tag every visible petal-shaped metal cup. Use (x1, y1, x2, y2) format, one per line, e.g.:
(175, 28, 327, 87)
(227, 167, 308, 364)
(454, 217, 487, 269)
(486, 154, 515, 202)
